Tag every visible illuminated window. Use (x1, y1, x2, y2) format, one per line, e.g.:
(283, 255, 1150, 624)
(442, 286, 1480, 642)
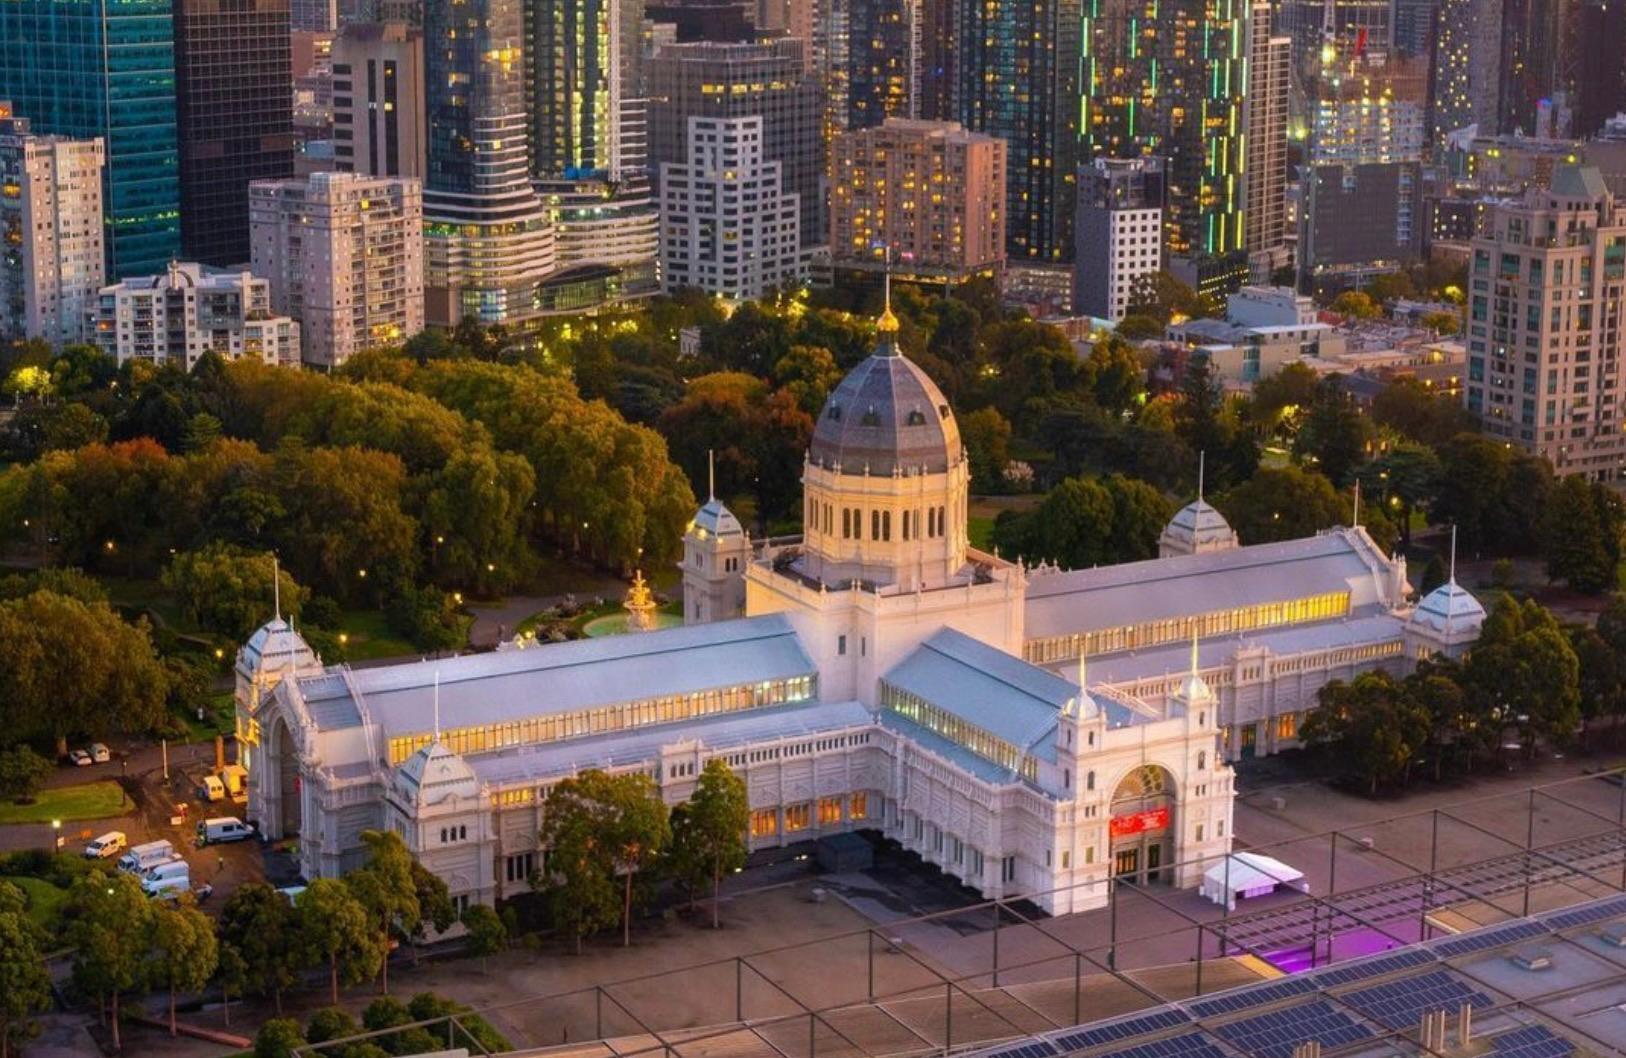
(818, 797, 842, 826)
(850, 792, 867, 819)
(785, 804, 811, 832)
(750, 808, 778, 837)
(1276, 712, 1297, 740)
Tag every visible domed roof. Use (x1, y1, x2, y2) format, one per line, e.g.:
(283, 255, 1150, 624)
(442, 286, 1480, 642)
(238, 617, 318, 676)
(690, 497, 744, 539)
(1167, 499, 1235, 543)
(1410, 579, 1487, 635)
(808, 342, 960, 477)
(396, 740, 480, 807)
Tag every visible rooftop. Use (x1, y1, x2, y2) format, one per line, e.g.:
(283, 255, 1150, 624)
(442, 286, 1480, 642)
(809, 345, 961, 477)
(296, 614, 815, 740)
(1024, 529, 1396, 643)
(884, 627, 1079, 749)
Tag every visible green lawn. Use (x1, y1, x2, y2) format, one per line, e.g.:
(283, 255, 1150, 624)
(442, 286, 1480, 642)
(177, 690, 237, 743)
(969, 516, 996, 552)
(0, 781, 128, 825)
(335, 608, 422, 662)
(5, 875, 67, 932)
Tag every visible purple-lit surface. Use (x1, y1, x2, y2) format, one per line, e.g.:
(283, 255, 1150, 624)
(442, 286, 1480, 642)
(1264, 927, 1415, 974)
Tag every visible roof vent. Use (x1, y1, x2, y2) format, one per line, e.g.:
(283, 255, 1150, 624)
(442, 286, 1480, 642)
(906, 408, 926, 426)
(861, 405, 881, 427)
(1599, 921, 1626, 947)
(1510, 946, 1553, 971)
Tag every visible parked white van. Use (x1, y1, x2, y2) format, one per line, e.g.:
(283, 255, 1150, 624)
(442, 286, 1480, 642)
(144, 859, 190, 885)
(196, 817, 252, 845)
(142, 871, 191, 898)
(83, 832, 127, 859)
(118, 839, 177, 874)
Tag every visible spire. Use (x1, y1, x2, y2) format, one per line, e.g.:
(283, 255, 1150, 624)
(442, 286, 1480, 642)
(1352, 479, 1361, 528)
(1077, 650, 1087, 692)
(1448, 524, 1457, 586)
(1190, 628, 1200, 679)
(272, 554, 281, 621)
(433, 669, 441, 742)
(1197, 450, 1206, 503)
(707, 449, 716, 503)
(875, 249, 900, 344)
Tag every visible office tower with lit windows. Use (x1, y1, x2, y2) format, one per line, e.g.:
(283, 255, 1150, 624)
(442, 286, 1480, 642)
(1275, 0, 1394, 69)
(1429, 0, 1503, 141)
(647, 40, 824, 249)
(172, 0, 296, 266)
(249, 171, 424, 369)
(659, 115, 804, 298)
(1080, 0, 1246, 271)
(332, 21, 426, 180)
(1465, 166, 1626, 479)
(0, 0, 180, 279)
(829, 118, 1005, 281)
(525, 0, 646, 179)
(1498, 0, 1573, 137)
(423, 0, 556, 325)
(292, 0, 338, 30)
(1073, 157, 1165, 322)
(843, 0, 918, 131)
(1244, 3, 1292, 277)
(0, 107, 105, 346)
(954, 0, 1079, 265)
(1393, 0, 1436, 56)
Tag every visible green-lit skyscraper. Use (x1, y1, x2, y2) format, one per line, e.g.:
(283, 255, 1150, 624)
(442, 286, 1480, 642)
(0, 0, 181, 279)
(1081, 0, 1248, 265)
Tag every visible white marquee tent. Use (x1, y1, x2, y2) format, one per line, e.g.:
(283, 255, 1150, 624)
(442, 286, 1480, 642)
(1200, 852, 1308, 910)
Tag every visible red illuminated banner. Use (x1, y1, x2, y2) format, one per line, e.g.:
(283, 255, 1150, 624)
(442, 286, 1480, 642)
(1110, 807, 1170, 839)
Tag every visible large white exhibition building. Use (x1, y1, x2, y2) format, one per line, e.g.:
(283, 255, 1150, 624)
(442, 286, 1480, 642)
(234, 302, 1486, 915)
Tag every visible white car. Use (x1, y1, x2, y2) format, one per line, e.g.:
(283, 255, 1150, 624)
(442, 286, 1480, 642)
(89, 743, 111, 764)
(68, 749, 92, 767)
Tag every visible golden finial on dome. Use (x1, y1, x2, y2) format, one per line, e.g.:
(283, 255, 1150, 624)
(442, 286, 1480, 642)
(876, 266, 900, 337)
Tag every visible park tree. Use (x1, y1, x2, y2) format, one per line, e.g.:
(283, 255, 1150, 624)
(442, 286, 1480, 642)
(773, 344, 843, 417)
(148, 900, 218, 1036)
(305, 1007, 362, 1049)
(273, 443, 420, 604)
(1174, 356, 1257, 489)
(1331, 290, 1380, 319)
(1300, 671, 1432, 793)
(254, 1019, 308, 1058)
(1371, 378, 1476, 448)
(0, 746, 53, 804)
(668, 759, 750, 928)
(1542, 475, 1624, 593)
(1115, 314, 1164, 341)
(460, 904, 509, 973)
(219, 882, 302, 1014)
(0, 590, 169, 757)
(1363, 443, 1440, 551)
(65, 871, 153, 1051)
(0, 902, 50, 1058)
(1463, 596, 1582, 754)
(406, 861, 455, 966)
(346, 831, 421, 993)
(1421, 310, 1462, 336)
(215, 943, 248, 1028)
(163, 543, 307, 640)
(960, 407, 1012, 493)
(1293, 377, 1372, 487)
(1250, 362, 1321, 440)
(1080, 337, 1145, 415)
(298, 878, 380, 1004)
(1214, 466, 1347, 546)
(1567, 626, 1624, 737)
(1126, 271, 1210, 324)
(538, 769, 669, 951)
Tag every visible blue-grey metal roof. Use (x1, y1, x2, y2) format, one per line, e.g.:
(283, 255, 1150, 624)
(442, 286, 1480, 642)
(1079, 614, 1408, 687)
(468, 699, 874, 787)
(1024, 529, 1392, 641)
(878, 711, 1035, 787)
(299, 614, 816, 738)
(883, 628, 1073, 750)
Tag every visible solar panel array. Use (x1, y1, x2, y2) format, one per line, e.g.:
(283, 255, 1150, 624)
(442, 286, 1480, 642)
(1543, 894, 1626, 931)
(1053, 1009, 1190, 1052)
(1309, 947, 1435, 987)
(1212, 1001, 1372, 1058)
(1187, 976, 1317, 1018)
(1489, 1025, 1574, 1058)
(1340, 970, 1494, 1031)
(1434, 920, 1547, 957)
(982, 1043, 1059, 1058)
(1092, 1031, 1227, 1058)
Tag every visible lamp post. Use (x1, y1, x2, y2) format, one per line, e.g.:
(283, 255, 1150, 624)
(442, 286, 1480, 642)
(50, 818, 61, 852)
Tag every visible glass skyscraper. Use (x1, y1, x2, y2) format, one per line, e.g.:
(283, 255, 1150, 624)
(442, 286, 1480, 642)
(0, 0, 181, 279)
(423, 0, 556, 325)
(951, 0, 1080, 264)
(1081, 0, 1248, 263)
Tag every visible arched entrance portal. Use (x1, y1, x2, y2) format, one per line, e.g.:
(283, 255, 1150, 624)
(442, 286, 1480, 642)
(275, 719, 302, 836)
(1110, 765, 1175, 885)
